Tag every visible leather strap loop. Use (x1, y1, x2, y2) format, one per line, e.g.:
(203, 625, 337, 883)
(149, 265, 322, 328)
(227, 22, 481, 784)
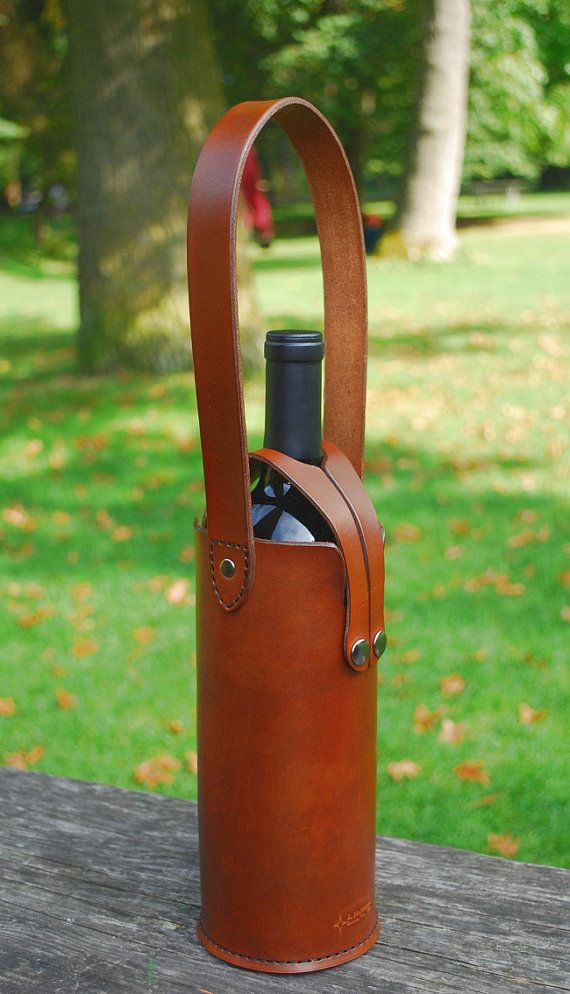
(322, 441, 385, 662)
(251, 448, 370, 671)
(187, 98, 367, 609)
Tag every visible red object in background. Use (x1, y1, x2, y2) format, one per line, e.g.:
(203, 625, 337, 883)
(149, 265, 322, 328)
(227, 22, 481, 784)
(362, 213, 384, 255)
(241, 147, 275, 246)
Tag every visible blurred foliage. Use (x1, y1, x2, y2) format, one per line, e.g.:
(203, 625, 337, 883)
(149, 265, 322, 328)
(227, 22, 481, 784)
(466, 0, 570, 180)
(212, 0, 420, 194)
(0, 0, 568, 198)
(0, 115, 27, 187)
(212, 0, 570, 193)
(0, 0, 72, 193)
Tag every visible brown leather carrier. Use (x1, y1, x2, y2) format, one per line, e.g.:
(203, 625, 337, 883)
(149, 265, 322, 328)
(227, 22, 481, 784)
(187, 97, 386, 974)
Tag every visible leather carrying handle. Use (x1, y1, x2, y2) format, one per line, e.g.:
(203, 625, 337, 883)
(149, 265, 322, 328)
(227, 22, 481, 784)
(187, 98, 367, 609)
(251, 447, 370, 671)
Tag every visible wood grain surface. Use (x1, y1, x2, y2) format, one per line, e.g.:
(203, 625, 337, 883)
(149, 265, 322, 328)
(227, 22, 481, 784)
(0, 769, 568, 993)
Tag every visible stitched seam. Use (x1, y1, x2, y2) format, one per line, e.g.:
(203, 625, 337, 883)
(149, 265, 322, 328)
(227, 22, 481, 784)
(198, 917, 379, 965)
(209, 540, 249, 608)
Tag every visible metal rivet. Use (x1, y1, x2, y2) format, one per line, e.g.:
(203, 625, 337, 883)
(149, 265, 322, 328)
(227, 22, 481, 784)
(373, 630, 387, 659)
(220, 558, 236, 579)
(351, 638, 370, 668)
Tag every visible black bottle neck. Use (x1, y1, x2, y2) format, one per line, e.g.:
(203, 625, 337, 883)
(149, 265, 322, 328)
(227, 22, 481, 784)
(263, 331, 324, 465)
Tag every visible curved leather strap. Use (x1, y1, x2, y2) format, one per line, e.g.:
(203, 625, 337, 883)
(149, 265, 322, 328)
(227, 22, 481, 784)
(251, 448, 370, 671)
(187, 98, 367, 610)
(322, 441, 386, 661)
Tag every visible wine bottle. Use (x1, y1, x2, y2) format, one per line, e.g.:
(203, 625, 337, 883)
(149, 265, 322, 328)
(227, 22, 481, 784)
(251, 331, 335, 543)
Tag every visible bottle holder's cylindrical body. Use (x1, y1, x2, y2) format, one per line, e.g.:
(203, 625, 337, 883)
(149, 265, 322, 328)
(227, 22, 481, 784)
(187, 97, 386, 974)
(195, 526, 379, 972)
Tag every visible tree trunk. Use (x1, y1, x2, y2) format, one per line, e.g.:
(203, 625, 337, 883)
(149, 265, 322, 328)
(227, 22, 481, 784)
(380, 0, 470, 261)
(66, 0, 262, 373)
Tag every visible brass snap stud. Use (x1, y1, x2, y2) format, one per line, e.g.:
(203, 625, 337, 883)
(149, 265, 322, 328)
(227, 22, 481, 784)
(351, 638, 370, 668)
(373, 630, 387, 658)
(220, 558, 236, 579)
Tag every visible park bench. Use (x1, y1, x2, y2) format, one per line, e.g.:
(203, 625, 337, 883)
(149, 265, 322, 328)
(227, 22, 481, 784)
(1, 767, 568, 993)
(472, 178, 527, 205)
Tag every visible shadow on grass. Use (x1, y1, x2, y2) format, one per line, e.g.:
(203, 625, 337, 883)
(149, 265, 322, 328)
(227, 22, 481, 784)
(2, 317, 569, 868)
(252, 251, 321, 273)
(263, 314, 540, 360)
(1, 314, 567, 585)
(367, 321, 527, 358)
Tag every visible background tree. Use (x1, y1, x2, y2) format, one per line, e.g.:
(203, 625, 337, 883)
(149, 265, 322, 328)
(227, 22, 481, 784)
(381, 0, 471, 260)
(65, 0, 261, 374)
(219, 0, 421, 200)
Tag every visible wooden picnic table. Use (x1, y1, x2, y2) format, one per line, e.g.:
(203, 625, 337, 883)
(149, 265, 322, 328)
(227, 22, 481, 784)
(0, 768, 568, 993)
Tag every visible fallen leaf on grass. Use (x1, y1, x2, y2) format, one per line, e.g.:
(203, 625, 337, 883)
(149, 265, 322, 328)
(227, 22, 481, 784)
(449, 518, 470, 535)
(453, 760, 490, 785)
(387, 759, 422, 782)
(75, 433, 108, 453)
(438, 719, 465, 745)
(0, 697, 16, 717)
(5, 745, 44, 769)
(440, 674, 465, 697)
(134, 754, 181, 788)
(516, 509, 537, 524)
(561, 606, 570, 623)
(395, 648, 421, 665)
(112, 526, 133, 542)
(127, 418, 145, 436)
(185, 750, 198, 775)
(17, 608, 53, 628)
(51, 665, 65, 677)
(393, 523, 422, 543)
(413, 704, 444, 734)
(72, 639, 99, 658)
(508, 527, 550, 548)
(495, 578, 526, 597)
(25, 438, 43, 460)
(132, 626, 155, 645)
(179, 546, 195, 564)
(147, 575, 168, 592)
(445, 545, 464, 560)
(95, 508, 114, 531)
(167, 719, 184, 735)
(24, 583, 44, 599)
(467, 792, 502, 809)
(487, 833, 519, 858)
(167, 578, 190, 605)
(52, 510, 71, 526)
(518, 703, 547, 725)
(56, 689, 75, 710)
(72, 582, 92, 602)
(464, 570, 525, 596)
(3, 504, 37, 531)
(176, 436, 195, 454)
(559, 570, 570, 589)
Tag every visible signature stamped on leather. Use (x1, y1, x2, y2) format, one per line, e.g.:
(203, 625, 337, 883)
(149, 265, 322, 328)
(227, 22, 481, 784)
(333, 897, 372, 934)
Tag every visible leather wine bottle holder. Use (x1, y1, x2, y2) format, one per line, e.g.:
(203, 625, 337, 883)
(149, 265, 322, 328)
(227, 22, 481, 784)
(187, 97, 386, 974)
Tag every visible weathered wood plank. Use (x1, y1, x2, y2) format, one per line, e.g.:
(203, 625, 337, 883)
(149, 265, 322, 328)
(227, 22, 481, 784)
(0, 769, 568, 994)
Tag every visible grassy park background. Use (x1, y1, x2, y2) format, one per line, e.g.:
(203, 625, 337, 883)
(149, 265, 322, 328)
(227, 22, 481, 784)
(1, 194, 568, 867)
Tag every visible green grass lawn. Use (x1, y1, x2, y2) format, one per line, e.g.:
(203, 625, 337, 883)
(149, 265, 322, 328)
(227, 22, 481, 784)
(0, 202, 569, 867)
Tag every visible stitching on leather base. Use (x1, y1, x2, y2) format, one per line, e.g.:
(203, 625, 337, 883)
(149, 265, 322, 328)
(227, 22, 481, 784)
(196, 917, 380, 966)
(209, 539, 249, 609)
